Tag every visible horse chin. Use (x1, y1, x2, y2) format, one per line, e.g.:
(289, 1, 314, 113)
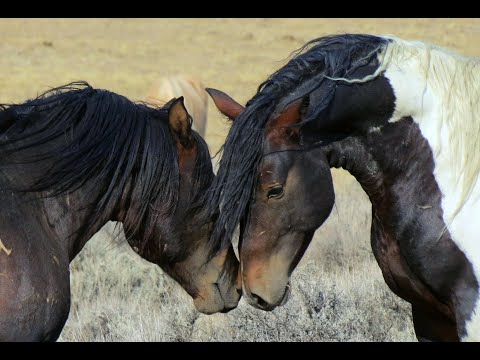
(193, 298, 224, 315)
(192, 281, 241, 315)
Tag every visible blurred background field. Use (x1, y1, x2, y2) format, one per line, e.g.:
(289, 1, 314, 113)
(1, 18, 479, 341)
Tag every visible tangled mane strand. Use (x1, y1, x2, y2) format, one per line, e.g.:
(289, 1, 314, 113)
(207, 34, 390, 249)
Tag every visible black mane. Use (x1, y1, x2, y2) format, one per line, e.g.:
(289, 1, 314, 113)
(207, 34, 390, 247)
(0, 81, 213, 245)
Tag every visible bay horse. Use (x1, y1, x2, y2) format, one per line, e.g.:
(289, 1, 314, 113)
(0, 82, 240, 341)
(145, 74, 208, 138)
(206, 34, 480, 341)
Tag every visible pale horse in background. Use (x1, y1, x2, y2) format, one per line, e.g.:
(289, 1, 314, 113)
(145, 74, 208, 138)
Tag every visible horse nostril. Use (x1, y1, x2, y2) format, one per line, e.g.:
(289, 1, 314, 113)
(251, 292, 270, 308)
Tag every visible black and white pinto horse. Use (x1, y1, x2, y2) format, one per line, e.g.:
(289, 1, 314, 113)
(206, 34, 480, 341)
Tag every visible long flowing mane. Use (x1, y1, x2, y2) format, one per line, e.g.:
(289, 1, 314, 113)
(0, 81, 213, 244)
(380, 37, 480, 219)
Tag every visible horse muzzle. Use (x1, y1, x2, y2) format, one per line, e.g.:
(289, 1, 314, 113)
(242, 280, 291, 311)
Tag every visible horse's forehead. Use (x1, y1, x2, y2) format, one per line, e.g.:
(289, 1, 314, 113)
(258, 151, 292, 185)
(263, 127, 295, 154)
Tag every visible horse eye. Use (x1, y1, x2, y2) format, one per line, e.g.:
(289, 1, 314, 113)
(267, 185, 284, 199)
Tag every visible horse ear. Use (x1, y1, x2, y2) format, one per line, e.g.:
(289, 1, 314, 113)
(168, 96, 192, 145)
(163, 97, 178, 108)
(267, 98, 303, 129)
(206, 88, 244, 120)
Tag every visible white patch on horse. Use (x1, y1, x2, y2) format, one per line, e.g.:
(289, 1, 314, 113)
(52, 255, 60, 266)
(0, 238, 12, 256)
(368, 126, 383, 134)
(383, 37, 480, 341)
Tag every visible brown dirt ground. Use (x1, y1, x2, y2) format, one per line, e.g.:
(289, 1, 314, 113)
(0, 18, 478, 154)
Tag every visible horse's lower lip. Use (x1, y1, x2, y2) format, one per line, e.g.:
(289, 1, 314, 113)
(220, 306, 235, 314)
(245, 296, 277, 311)
(242, 282, 290, 311)
(257, 304, 277, 311)
(279, 283, 291, 306)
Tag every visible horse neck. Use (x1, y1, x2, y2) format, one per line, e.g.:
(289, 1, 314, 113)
(322, 117, 439, 218)
(383, 47, 480, 220)
(109, 177, 156, 259)
(40, 177, 120, 261)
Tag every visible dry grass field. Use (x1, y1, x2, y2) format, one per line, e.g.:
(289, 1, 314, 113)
(1, 18, 479, 341)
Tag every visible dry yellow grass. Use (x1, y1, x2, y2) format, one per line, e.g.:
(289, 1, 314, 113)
(1, 18, 478, 341)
